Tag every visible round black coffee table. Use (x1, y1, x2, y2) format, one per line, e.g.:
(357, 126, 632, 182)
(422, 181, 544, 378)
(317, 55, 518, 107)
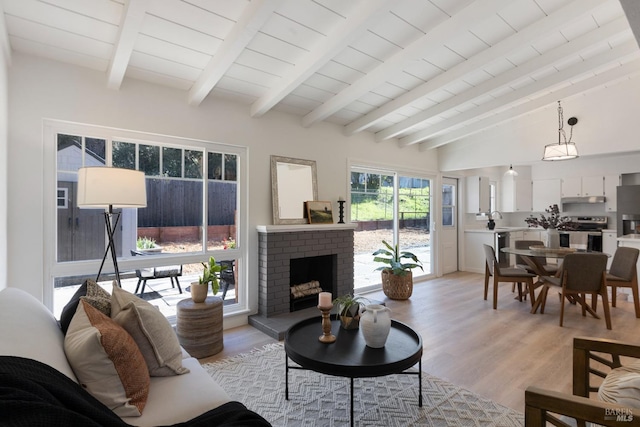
(284, 316, 423, 427)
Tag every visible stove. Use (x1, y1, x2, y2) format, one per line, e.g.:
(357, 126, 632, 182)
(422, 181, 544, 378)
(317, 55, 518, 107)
(560, 217, 607, 251)
(569, 216, 608, 231)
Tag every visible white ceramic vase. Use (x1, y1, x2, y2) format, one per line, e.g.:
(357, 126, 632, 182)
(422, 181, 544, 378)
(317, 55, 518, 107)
(547, 228, 560, 249)
(359, 304, 391, 348)
(190, 282, 208, 303)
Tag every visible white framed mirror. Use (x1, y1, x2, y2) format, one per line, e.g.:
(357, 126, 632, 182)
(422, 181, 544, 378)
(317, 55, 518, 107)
(271, 155, 318, 225)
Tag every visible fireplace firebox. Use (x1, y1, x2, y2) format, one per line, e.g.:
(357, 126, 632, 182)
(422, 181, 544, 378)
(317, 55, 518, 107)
(289, 254, 336, 312)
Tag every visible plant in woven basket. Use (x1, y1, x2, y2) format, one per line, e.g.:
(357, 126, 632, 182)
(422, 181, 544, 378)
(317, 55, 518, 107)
(373, 240, 423, 300)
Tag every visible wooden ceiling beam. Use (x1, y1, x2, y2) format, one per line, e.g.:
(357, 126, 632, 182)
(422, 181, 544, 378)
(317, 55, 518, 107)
(408, 47, 640, 148)
(347, 0, 605, 137)
(419, 59, 640, 151)
(301, 0, 513, 128)
(379, 16, 630, 142)
(107, 0, 149, 90)
(188, 0, 282, 107)
(250, 0, 395, 118)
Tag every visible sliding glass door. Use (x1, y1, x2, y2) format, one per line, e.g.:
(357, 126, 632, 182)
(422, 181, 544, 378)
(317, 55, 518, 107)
(350, 166, 433, 291)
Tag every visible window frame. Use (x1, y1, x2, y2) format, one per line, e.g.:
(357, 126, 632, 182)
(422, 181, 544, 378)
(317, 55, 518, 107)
(42, 120, 248, 314)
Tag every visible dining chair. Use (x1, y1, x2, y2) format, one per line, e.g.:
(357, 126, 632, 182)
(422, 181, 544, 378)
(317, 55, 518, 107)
(514, 240, 559, 276)
(483, 244, 536, 309)
(539, 253, 611, 329)
(605, 246, 640, 318)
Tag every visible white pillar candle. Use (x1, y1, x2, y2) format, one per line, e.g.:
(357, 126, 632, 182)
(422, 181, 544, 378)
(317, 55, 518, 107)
(318, 292, 332, 307)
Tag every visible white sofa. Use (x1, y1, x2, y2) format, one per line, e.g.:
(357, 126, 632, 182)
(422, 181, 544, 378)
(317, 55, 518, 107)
(0, 287, 266, 426)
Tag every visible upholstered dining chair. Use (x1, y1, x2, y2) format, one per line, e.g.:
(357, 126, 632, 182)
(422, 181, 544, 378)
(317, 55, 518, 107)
(483, 244, 536, 309)
(539, 252, 611, 329)
(605, 246, 640, 318)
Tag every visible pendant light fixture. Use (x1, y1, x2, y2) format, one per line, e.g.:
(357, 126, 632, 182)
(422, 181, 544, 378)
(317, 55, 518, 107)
(504, 164, 518, 177)
(542, 100, 578, 161)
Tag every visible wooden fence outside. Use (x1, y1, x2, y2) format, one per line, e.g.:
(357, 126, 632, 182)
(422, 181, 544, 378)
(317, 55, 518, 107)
(138, 179, 237, 227)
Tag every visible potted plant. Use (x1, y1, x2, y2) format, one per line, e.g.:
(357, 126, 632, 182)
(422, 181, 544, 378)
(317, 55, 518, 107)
(373, 240, 423, 300)
(136, 236, 162, 253)
(190, 256, 227, 303)
(332, 294, 369, 329)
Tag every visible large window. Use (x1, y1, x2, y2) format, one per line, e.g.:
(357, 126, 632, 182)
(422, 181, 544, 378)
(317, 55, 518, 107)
(45, 121, 246, 319)
(350, 166, 433, 291)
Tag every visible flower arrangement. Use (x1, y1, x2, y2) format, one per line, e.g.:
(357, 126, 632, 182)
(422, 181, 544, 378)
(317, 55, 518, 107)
(524, 204, 574, 230)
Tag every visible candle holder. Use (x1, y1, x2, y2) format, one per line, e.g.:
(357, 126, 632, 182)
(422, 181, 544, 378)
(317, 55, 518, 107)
(318, 304, 336, 343)
(337, 200, 345, 224)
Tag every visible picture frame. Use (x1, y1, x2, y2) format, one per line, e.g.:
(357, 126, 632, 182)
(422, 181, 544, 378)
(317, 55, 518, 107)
(306, 201, 334, 224)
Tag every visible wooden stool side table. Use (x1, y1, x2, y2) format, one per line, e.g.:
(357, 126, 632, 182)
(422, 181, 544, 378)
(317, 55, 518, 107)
(176, 296, 223, 358)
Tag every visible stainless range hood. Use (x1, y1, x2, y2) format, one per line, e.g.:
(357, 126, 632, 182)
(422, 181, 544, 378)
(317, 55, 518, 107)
(561, 196, 606, 204)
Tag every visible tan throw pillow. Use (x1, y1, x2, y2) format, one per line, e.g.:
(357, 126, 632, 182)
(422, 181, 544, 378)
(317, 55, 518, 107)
(111, 284, 189, 377)
(64, 300, 150, 417)
(599, 359, 640, 408)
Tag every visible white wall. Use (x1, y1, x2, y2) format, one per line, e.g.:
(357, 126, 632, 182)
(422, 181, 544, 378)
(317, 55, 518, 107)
(437, 75, 640, 172)
(7, 53, 438, 305)
(0, 42, 7, 291)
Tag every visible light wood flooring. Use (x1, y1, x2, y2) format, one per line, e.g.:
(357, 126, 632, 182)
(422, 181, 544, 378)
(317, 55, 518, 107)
(199, 271, 640, 414)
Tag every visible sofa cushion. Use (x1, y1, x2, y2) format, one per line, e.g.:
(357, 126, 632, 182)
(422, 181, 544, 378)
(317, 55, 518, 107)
(64, 300, 150, 417)
(121, 357, 232, 426)
(0, 288, 77, 381)
(598, 359, 640, 408)
(111, 285, 189, 377)
(59, 279, 111, 334)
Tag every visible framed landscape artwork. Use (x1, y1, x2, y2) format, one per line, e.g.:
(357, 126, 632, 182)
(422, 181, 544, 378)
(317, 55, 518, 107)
(306, 201, 333, 224)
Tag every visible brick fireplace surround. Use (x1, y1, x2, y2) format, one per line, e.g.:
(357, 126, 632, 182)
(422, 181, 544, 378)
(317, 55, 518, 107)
(248, 224, 356, 339)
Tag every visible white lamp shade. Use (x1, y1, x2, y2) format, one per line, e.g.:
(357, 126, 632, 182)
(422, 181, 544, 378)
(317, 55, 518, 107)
(77, 167, 147, 208)
(542, 142, 578, 161)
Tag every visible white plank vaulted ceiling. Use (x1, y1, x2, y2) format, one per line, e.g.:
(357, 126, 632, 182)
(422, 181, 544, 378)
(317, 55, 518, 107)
(2, 0, 640, 150)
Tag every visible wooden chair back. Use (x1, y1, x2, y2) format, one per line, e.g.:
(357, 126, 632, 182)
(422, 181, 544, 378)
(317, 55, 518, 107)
(561, 253, 607, 292)
(514, 240, 546, 267)
(609, 246, 639, 281)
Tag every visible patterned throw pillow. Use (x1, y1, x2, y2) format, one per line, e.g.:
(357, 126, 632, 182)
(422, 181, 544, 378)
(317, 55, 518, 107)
(64, 300, 150, 417)
(59, 279, 111, 334)
(111, 284, 189, 377)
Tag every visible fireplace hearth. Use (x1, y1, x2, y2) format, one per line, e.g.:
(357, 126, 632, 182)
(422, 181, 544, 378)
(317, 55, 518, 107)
(249, 224, 355, 339)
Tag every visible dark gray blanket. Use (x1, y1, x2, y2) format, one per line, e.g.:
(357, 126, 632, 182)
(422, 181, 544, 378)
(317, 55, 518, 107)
(0, 356, 271, 426)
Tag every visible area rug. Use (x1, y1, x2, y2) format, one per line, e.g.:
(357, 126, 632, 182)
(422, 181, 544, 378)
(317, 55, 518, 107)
(203, 343, 524, 426)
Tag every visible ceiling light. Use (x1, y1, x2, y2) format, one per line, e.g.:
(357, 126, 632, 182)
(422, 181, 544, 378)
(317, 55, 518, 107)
(542, 101, 578, 161)
(504, 165, 518, 177)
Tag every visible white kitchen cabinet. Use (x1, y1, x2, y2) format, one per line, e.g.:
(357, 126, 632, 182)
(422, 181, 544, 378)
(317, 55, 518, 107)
(466, 176, 490, 214)
(561, 176, 604, 197)
(603, 230, 618, 269)
(582, 176, 605, 196)
(464, 231, 494, 273)
(501, 175, 532, 212)
(604, 175, 619, 212)
(532, 179, 561, 212)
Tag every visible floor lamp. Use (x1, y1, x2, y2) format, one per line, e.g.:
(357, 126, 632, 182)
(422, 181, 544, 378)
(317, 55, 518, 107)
(77, 167, 147, 287)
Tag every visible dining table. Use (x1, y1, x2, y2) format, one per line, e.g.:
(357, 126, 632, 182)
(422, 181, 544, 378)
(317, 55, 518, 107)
(500, 246, 610, 314)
